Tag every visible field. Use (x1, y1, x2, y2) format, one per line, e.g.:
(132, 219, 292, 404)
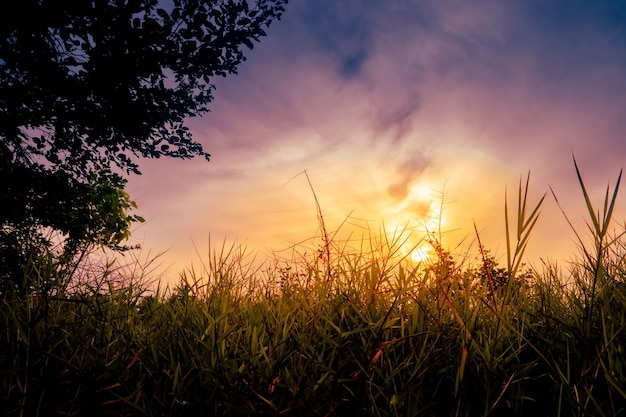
(2, 168, 626, 416)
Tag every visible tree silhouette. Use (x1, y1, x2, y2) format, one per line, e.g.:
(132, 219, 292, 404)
(0, 0, 288, 285)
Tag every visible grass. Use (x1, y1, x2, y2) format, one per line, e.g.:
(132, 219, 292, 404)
(2, 160, 626, 416)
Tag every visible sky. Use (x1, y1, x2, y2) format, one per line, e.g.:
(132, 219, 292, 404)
(126, 0, 626, 284)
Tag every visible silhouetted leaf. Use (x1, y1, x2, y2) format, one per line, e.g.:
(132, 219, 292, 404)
(156, 8, 169, 20)
(242, 38, 254, 49)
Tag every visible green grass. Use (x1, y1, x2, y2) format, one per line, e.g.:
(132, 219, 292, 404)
(2, 161, 626, 416)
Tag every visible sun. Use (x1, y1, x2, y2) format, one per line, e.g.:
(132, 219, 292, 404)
(395, 237, 433, 264)
(383, 182, 447, 263)
(410, 245, 432, 263)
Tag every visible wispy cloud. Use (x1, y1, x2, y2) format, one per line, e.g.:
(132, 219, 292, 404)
(387, 155, 431, 201)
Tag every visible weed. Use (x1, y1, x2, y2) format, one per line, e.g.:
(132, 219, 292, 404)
(2, 160, 625, 416)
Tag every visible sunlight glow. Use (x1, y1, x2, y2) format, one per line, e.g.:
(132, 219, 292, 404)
(395, 183, 447, 233)
(410, 245, 431, 263)
(382, 182, 447, 263)
(407, 184, 432, 201)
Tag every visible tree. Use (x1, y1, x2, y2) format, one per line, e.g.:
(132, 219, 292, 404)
(0, 0, 288, 285)
(1, 0, 287, 177)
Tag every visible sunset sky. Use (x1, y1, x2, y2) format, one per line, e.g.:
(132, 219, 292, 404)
(127, 1, 626, 283)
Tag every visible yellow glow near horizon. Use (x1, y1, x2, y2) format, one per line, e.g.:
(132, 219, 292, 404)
(407, 184, 431, 201)
(393, 236, 434, 264)
(382, 182, 447, 263)
(404, 184, 447, 230)
(410, 245, 432, 263)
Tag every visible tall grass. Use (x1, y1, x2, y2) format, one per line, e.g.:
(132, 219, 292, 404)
(2, 162, 625, 416)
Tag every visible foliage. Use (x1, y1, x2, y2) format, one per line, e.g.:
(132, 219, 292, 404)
(0, 0, 288, 177)
(0, 0, 288, 287)
(1, 165, 142, 248)
(2, 163, 625, 416)
(0, 163, 143, 292)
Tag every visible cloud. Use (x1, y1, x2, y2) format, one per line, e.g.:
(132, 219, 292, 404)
(296, 1, 375, 79)
(387, 155, 431, 201)
(125, 0, 626, 280)
(369, 93, 422, 143)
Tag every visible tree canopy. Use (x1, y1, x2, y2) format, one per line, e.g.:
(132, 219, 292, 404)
(0, 0, 288, 284)
(1, 0, 287, 177)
